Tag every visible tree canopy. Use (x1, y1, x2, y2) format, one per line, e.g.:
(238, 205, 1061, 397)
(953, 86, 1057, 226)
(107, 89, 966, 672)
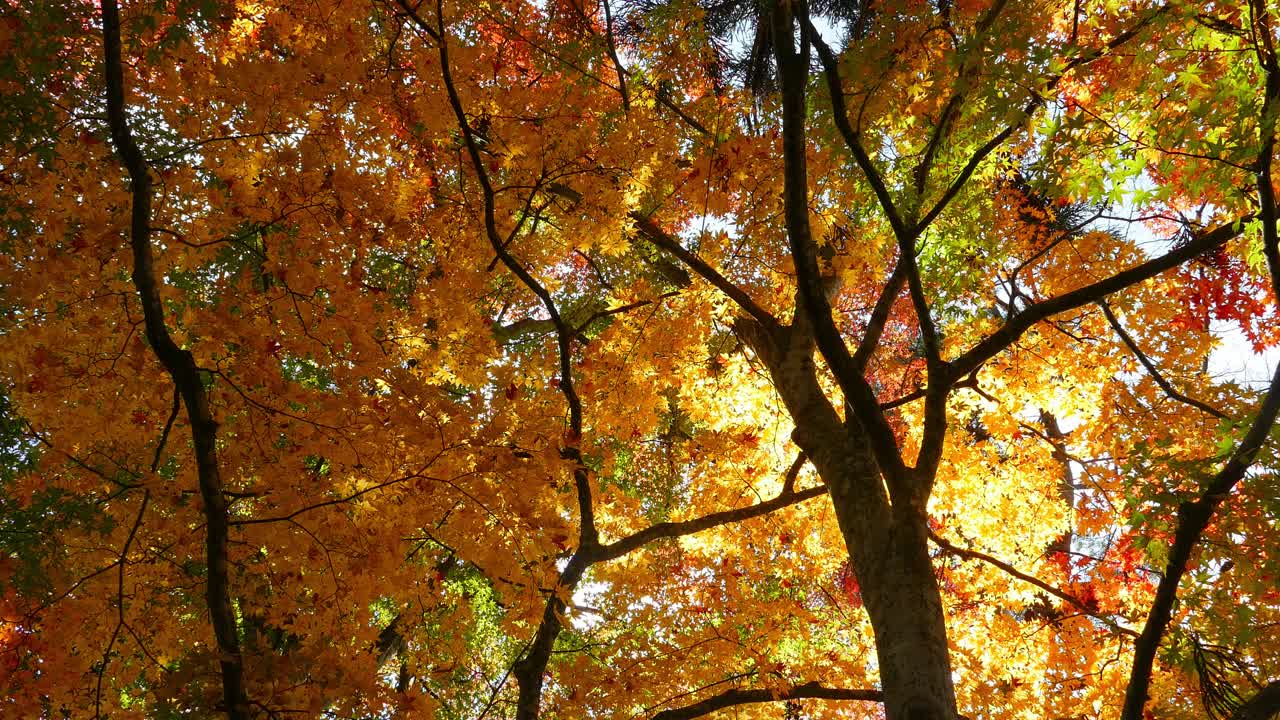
(3, 0, 1280, 718)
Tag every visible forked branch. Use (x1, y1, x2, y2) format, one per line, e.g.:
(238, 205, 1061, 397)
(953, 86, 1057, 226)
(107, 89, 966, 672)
(771, 3, 912, 496)
(414, 2, 602, 715)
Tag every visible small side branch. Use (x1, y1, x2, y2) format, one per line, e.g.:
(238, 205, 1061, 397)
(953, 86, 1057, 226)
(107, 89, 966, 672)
(1098, 300, 1228, 420)
(601, 0, 629, 112)
(150, 387, 181, 473)
(910, 0, 1011, 197)
(92, 490, 151, 719)
(915, 6, 1166, 232)
(929, 530, 1137, 637)
(595, 455, 820, 561)
(650, 681, 883, 720)
(804, 23, 907, 239)
(851, 263, 907, 373)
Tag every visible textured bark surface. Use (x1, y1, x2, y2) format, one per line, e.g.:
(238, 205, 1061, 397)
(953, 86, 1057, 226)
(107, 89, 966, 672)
(741, 317, 958, 720)
(809, 430, 957, 720)
(853, 512, 957, 720)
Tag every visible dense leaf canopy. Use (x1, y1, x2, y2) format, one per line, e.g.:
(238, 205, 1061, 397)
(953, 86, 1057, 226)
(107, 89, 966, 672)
(2, 0, 1280, 719)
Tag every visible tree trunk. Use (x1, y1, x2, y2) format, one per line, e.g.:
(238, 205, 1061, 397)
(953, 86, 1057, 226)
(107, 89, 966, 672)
(759, 1, 961, 710)
(788, 403, 954, 716)
(814, 453, 957, 712)
(742, 321, 959, 719)
(854, 511, 958, 720)
(801, 429, 959, 720)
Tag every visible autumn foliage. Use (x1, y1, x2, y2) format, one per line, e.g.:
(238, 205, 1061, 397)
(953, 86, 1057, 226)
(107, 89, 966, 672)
(2, 0, 1280, 719)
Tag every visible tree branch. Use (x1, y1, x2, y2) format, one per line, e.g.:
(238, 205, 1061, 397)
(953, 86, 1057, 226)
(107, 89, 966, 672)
(950, 215, 1250, 380)
(911, 0, 1011, 198)
(929, 530, 1137, 637)
(1098, 300, 1229, 420)
(1233, 681, 1280, 720)
(494, 292, 684, 344)
(414, 3, 606, 715)
(805, 23, 908, 239)
(654, 84, 713, 137)
(99, 2, 248, 717)
(601, 0, 630, 113)
(595, 455, 820, 562)
(650, 681, 882, 720)
(150, 386, 180, 473)
(905, 249, 950, 484)
(775, 6, 911, 496)
(92, 490, 150, 719)
(915, 5, 1167, 232)
(630, 212, 779, 331)
(851, 263, 907, 373)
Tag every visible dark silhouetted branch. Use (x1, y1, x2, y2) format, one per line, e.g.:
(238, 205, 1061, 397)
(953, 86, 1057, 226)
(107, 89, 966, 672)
(596, 455, 819, 561)
(1122, 7, 1280, 715)
(650, 681, 882, 720)
(1233, 681, 1280, 720)
(631, 212, 779, 331)
(929, 530, 1137, 637)
(950, 215, 1250, 381)
(100, 1, 248, 716)
(1098, 300, 1228, 420)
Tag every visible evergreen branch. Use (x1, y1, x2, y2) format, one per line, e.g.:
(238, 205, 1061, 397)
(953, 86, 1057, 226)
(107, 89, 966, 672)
(1233, 681, 1280, 720)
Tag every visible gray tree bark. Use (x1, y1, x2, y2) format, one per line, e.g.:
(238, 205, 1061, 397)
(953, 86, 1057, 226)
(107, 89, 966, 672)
(740, 317, 959, 720)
